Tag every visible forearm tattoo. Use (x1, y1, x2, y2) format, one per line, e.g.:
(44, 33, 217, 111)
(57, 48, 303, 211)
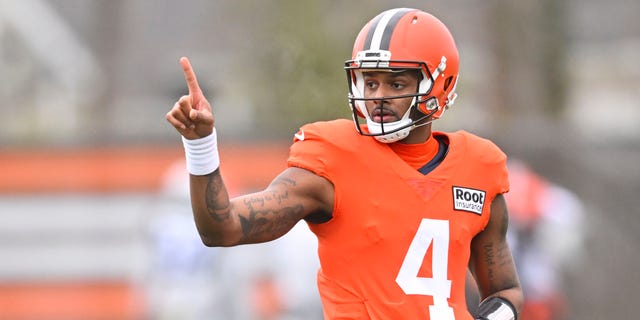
(205, 170, 231, 222)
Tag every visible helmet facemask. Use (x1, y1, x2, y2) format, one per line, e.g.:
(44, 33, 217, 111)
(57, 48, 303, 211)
(345, 57, 445, 143)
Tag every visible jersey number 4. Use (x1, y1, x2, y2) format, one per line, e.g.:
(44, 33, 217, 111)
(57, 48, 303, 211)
(396, 218, 455, 320)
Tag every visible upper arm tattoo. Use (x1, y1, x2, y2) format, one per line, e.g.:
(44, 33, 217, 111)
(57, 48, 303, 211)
(482, 241, 512, 283)
(271, 175, 296, 188)
(237, 174, 305, 243)
(479, 195, 519, 293)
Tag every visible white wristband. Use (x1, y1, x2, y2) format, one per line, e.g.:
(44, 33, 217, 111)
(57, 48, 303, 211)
(181, 128, 220, 175)
(476, 297, 517, 320)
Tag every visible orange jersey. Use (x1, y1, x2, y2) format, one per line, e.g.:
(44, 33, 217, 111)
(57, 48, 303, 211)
(287, 119, 509, 320)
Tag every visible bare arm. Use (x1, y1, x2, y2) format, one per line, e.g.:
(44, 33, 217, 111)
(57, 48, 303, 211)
(189, 166, 333, 247)
(469, 193, 524, 314)
(166, 57, 334, 247)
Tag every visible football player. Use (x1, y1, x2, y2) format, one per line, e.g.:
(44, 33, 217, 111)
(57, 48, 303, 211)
(166, 8, 523, 320)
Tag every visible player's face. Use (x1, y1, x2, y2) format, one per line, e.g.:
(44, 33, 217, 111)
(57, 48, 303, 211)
(362, 70, 420, 123)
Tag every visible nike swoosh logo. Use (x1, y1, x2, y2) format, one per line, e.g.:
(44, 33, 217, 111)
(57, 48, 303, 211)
(294, 130, 305, 141)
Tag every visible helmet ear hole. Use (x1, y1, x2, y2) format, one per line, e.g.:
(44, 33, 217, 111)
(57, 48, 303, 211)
(443, 76, 453, 91)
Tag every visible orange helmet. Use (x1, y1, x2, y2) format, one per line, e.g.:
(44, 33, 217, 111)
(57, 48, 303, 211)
(345, 8, 459, 142)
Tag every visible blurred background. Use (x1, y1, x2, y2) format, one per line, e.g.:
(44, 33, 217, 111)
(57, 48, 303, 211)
(0, 0, 638, 319)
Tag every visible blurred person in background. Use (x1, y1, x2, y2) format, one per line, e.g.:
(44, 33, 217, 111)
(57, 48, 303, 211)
(147, 161, 323, 320)
(146, 161, 222, 320)
(504, 159, 586, 320)
(166, 8, 523, 319)
(466, 159, 587, 320)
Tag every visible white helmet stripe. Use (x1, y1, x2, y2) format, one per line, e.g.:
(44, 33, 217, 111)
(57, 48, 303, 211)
(365, 8, 412, 51)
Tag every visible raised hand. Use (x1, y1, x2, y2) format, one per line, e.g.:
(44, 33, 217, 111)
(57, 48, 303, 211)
(166, 57, 215, 140)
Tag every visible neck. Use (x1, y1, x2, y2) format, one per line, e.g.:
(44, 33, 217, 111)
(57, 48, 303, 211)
(398, 123, 432, 144)
(389, 130, 440, 170)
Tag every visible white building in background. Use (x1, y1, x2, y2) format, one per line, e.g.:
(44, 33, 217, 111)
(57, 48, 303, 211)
(0, 0, 104, 143)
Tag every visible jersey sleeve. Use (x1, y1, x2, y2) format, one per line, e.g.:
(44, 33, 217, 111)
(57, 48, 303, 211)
(286, 122, 333, 183)
(470, 132, 509, 196)
(492, 145, 510, 195)
(287, 120, 358, 186)
(487, 145, 509, 196)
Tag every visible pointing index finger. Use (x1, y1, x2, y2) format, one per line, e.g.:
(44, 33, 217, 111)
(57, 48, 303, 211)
(180, 57, 203, 100)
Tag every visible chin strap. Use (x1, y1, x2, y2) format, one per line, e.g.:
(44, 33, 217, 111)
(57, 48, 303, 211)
(475, 297, 518, 320)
